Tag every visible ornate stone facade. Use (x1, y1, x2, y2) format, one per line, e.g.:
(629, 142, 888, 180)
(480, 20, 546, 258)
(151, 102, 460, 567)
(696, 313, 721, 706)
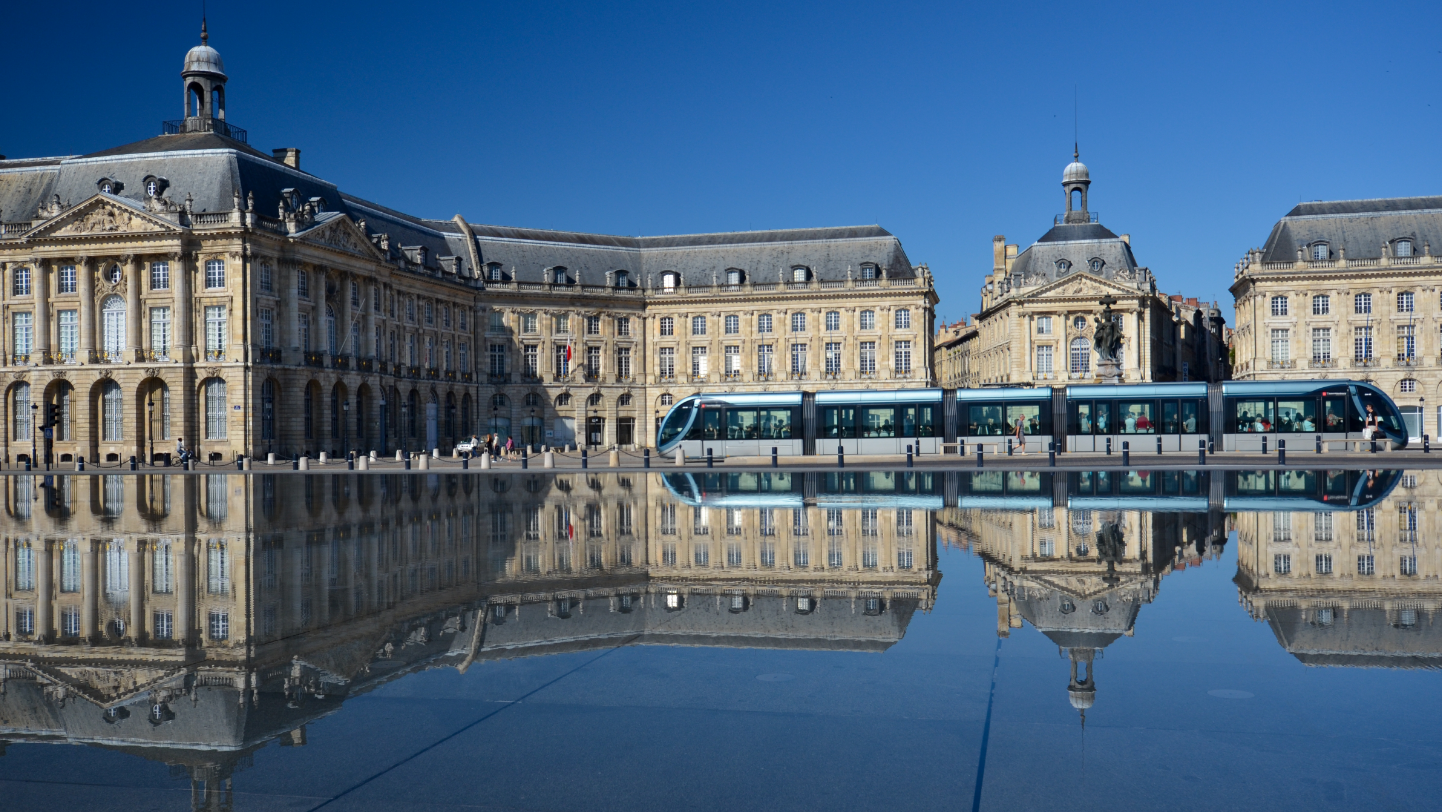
(1231, 196, 1442, 439)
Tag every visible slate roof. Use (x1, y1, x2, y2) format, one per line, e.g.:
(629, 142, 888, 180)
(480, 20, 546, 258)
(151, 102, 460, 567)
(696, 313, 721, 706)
(1259, 195, 1442, 263)
(1007, 220, 1139, 286)
(1265, 605, 1442, 670)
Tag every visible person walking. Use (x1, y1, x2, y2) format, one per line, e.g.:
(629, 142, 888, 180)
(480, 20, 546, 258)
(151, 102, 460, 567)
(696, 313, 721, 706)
(1013, 417, 1026, 455)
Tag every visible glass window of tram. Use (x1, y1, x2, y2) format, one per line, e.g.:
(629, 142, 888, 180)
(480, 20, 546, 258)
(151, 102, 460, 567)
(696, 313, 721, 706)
(659, 401, 693, 446)
(1005, 403, 1042, 435)
(901, 405, 936, 437)
(823, 407, 856, 439)
(967, 404, 1003, 436)
(1321, 395, 1347, 432)
(1277, 399, 1318, 432)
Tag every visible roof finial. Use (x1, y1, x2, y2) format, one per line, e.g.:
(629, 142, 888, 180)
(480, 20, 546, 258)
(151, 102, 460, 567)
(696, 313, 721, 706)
(201, 16, 208, 45)
(1073, 84, 1079, 162)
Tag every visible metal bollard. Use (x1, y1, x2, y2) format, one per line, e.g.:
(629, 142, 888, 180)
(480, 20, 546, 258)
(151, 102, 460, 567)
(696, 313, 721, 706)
(292, 454, 299, 471)
(404, 456, 411, 470)
(1208, 438, 1215, 455)
(462, 456, 469, 470)
(959, 438, 966, 457)
(706, 448, 714, 468)
(524, 448, 531, 469)
(1048, 440, 1056, 466)
(976, 446, 984, 468)
(1370, 437, 1378, 454)
(77, 456, 84, 472)
(838, 447, 845, 469)
(1106, 437, 1112, 456)
(235, 456, 243, 471)
(582, 448, 589, 469)
(347, 455, 354, 471)
(1198, 439, 1206, 466)
(1262, 435, 1268, 455)
(24, 460, 31, 472)
(907, 444, 914, 468)
(1007, 438, 1013, 456)
(1279, 439, 1286, 465)
(1122, 441, 1129, 467)
(772, 447, 778, 468)
(1426, 435, 1432, 454)
(1316, 434, 1323, 454)
(1156, 436, 1162, 455)
(130, 456, 138, 471)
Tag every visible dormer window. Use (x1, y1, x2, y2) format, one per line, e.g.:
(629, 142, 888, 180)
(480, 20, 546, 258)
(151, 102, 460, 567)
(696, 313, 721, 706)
(726, 269, 743, 285)
(861, 265, 877, 280)
(143, 176, 165, 198)
(1311, 243, 1329, 261)
(661, 271, 678, 291)
(486, 263, 502, 282)
(96, 178, 120, 195)
(614, 270, 629, 288)
(795, 596, 815, 615)
(791, 267, 809, 283)
(550, 266, 570, 285)
(1056, 259, 1072, 274)
(1088, 258, 1105, 273)
(1396, 239, 1414, 258)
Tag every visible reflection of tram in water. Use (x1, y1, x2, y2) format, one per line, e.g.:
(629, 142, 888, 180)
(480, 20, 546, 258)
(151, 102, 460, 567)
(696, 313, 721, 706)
(655, 381, 1408, 459)
(662, 469, 1402, 512)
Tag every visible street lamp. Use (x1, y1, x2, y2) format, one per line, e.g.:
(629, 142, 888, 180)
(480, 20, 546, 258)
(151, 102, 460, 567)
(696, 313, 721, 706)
(29, 402, 37, 467)
(654, 409, 659, 448)
(147, 398, 154, 465)
(401, 401, 409, 455)
(342, 400, 350, 458)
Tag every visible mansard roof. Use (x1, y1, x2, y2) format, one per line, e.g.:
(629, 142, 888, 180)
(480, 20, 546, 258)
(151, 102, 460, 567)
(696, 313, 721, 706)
(1265, 605, 1442, 670)
(1259, 194, 1442, 263)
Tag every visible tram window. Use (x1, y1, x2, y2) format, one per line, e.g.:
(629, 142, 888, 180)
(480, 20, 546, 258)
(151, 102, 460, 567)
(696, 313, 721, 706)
(1118, 401, 1156, 434)
(726, 409, 759, 440)
(689, 408, 721, 441)
(1095, 471, 1112, 492)
(865, 471, 897, 491)
(1160, 471, 1180, 494)
(821, 407, 856, 439)
(1276, 399, 1317, 432)
(1073, 471, 1094, 493)
(1180, 400, 1201, 434)
(1321, 395, 1347, 432)
(1006, 471, 1043, 493)
(1120, 471, 1155, 494)
(1161, 401, 1180, 434)
(757, 409, 794, 439)
(860, 407, 897, 438)
(1278, 470, 1316, 494)
(901, 404, 936, 437)
(659, 401, 694, 445)
(1355, 390, 1402, 432)
(1180, 471, 1200, 494)
(1006, 404, 1042, 435)
(968, 404, 1004, 435)
(1094, 402, 1112, 435)
(1070, 402, 1093, 434)
(1232, 470, 1275, 495)
(969, 472, 1004, 493)
(1229, 399, 1275, 433)
(1323, 470, 1348, 496)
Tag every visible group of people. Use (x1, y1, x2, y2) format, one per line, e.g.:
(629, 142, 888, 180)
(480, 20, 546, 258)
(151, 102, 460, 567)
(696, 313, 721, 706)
(470, 433, 517, 459)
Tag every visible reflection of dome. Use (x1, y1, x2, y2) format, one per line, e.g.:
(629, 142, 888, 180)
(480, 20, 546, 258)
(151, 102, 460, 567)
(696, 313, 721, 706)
(1063, 160, 1089, 184)
(1068, 687, 1095, 710)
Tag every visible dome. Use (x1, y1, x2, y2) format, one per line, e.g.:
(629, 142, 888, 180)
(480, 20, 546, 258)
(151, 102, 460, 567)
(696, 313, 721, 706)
(1063, 160, 1089, 184)
(1068, 688, 1096, 710)
(184, 43, 226, 77)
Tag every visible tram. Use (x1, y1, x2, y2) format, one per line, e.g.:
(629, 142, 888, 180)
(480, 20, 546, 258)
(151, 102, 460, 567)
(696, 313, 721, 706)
(655, 380, 1408, 459)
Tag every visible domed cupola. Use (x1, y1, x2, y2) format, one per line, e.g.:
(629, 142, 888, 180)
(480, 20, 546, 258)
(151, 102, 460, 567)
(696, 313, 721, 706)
(1061, 147, 1093, 224)
(181, 19, 228, 125)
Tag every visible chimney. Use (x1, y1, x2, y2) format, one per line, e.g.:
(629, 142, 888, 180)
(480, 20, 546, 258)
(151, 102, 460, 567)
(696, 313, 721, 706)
(992, 235, 1007, 271)
(272, 148, 301, 170)
(1119, 233, 1130, 244)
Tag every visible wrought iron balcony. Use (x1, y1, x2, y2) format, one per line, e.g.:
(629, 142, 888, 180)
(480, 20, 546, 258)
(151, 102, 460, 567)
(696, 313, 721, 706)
(330, 354, 350, 370)
(356, 357, 375, 372)
(10, 353, 29, 365)
(1309, 357, 1336, 369)
(304, 351, 325, 368)
(257, 348, 282, 364)
(163, 117, 248, 143)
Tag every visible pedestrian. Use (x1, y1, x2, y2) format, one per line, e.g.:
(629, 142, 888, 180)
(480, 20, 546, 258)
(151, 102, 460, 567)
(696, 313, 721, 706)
(1013, 417, 1026, 455)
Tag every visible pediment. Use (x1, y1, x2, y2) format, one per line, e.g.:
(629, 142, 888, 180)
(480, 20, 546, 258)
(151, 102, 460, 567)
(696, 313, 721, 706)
(1024, 272, 1138, 302)
(26, 662, 185, 706)
(293, 215, 387, 261)
(1022, 571, 1151, 602)
(29, 195, 181, 239)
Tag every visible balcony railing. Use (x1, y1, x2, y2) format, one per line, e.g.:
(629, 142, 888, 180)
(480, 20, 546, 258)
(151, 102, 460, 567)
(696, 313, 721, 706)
(461, 371, 474, 383)
(788, 371, 808, 381)
(304, 351, 325, 368)
(1309, 357, 1335, 369)
(330, 354, 350, 370)
(356, 357, 375, 372)
(1267, 359, 1296, 370)
(257, 348, 282, 364)
(488, 372, 510, 384)
(425, 367, 439, 380)
(658, 374, 677, 383)
(444, 370, 457, 381)
(1353, 356, 1379, 368)
(163, 117, 248, 143)
(1397, 354, 1418, 366)
(10, 353, 29, 365)
(756, 372, 775, 381)
(408, 365, 423, 378)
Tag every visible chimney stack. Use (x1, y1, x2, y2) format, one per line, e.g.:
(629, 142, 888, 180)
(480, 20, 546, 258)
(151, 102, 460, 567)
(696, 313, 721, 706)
(272, 148, 301, 170)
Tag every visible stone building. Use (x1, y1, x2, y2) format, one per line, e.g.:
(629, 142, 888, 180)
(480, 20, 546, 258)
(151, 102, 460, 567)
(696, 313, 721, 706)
(950, 155, 1228, 388)
(1233, 470, 1441, 669)
(933, 318, 976, 389)
(1231, 196, 1442, 439)
(0, 30, 937, 463)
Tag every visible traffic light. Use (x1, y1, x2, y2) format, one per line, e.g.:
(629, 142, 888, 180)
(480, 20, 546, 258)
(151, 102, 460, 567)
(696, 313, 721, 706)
(47, 403, 59, 429)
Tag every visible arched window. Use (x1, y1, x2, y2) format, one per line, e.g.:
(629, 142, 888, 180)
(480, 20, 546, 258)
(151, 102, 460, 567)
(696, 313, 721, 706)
(101, 295, 125, 361)
(556, 394, 571, 407)
(12, 383, 30, 440)
(205, 379, 227, 439)
(1400, 379, 1418, 393)
(54, 383, 72, 441)
(524, 392, 541, 407)
(1089, 258, 1105, 273)
(1070, 337, 1091, 376)
(326, 306, 337, 355)
(660, 393, 674, 406)
(491, 394, 508, 410)
(261, 380, 276, 440)
(101, 380, 123, 441)
(618, 394, 632, 406)
(588, 393, 603, 407)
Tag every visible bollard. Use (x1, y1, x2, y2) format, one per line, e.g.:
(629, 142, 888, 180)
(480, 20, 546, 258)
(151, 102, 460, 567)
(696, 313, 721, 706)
(1279, 438, 1286, 465)
(396, 450, 404, 462)
(370, 451, 378, 462)
(706, 448, 714, 469)
(1122, 441, 1130, 467)
(582, 448, 589, 469)
(1261, 436, 1268, 455)
(838, 446, 845, 469)
(347, 455, 354, 471)
(1156, 436, 1162, 455)
(545, 450, 556, 468)
(433, 448, 440, 459)
(1316, 434, 1323, 454)
(24, 460, 31, 472)
(462, 455, 470, 470)
(1106, 437, 1112, 456)
(77, 456, 84, 472)
(236, 456, 244, 471)
(1370, 437, 1378, 454)
(268, 452, 276, 465)
(1426, 435, 1432, 454)
(319, 451, 329, 464)
(525, 448, 532, 469)
(675, 449, 685, 466)
(1198, 439, 1206, 466)
(609, 448, 620, 468)
(771, 447, 778, 468)
(480, 452, 491, 470)
(403, 456, 411, 470)
(907, 444, 914, 468)
(1007, 438, 1013, 457)
(976, 446, 984, 468)
(243, 456, 252, 471)
(1208, 437, 1215, 455)
(358, 455, 369, 471)
(1049, 439, 1056, 467)
(299, 456, 310, 471)
(959, 438, 966, 457)
(418, 454, 430, 470)
(292, 454, 299, 471)
(130, 456, 138, 471)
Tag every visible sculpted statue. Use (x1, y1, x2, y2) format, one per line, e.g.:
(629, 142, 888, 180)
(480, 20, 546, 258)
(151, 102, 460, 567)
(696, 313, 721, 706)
(1093, 312, 1123, 363)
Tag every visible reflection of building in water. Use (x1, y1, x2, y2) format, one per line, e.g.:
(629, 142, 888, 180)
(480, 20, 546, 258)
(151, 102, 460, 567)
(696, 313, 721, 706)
(0, 472, 936, 807)
(937, 469, 1226, 718)
(1235, 470, 1442, 669)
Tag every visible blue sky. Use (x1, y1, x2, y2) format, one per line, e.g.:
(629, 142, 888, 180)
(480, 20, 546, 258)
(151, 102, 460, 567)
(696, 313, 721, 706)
(7, 1, 1442, 325)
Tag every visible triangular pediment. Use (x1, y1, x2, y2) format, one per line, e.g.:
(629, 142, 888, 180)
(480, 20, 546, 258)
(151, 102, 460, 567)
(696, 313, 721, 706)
(29, 194, 182, 239)
(25, 661, 187, 707)
(1024, 272, 1139, 302)
(292, 214, 388, 261)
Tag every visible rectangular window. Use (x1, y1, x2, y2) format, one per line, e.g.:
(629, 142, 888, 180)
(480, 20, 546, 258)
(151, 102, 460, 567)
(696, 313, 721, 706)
(425, 301, 434, 325)
(791, 312, 806, 332)
(1274, 553, 1291, 574)
(1312, 295, 1330, 315)
(586, 315, 601, 335)
(489, 344, 507, 376)
(825, 342, 842, 374)
(586, 345, 601, 376)
(14, 544, 34, 591)
(521, 313, 538, 334)
(1311, 328, 1331, 362)
(1398, 324, 1416, 360)
(522, 345, 538, 376)
(758, 313, 773, 333)
(207, 542, 230, 594)
(1036, 345, 1053, 374)
(298, 313, 310, 351)
(1039, 538, 1055, 557)
(1354, 326, 1373, 361)
(15, 607, 33, 636)
(659, 316, 674, 336)
(1270, 296, 1288, 316)
(208, 610, 229, 640)
(691, 346, 708, 377)
(896, 309, 912, 329)
(1398, 291, 1415, 313)
(58, 265, 76, 294)
(1354, 293, 1372, 314)
(152, 611, 173, 639)
(12, 266, 30, 296)
(790, 343, 807, 374)
(554, 314, 570, 334)
(895, 340, 912, 374)
(1357, 554, 1375, 576)
(724, 345, 741, 375)
(58, 310, 77, 361)
(1037, 316, 1052, 335)
(297, 270, 309, 298)
(1315, 554, 1332, 575)
(205, 380, 227, 439)
(726, 314, 741, 334)
(617, 317, 631, 337)
(692, 315, 707, 336)
(1270, 329, 1289, 363)
(757, 344, 773, 376)
(617, 346, 632, 379)
(860, 341, 877, 374)
(1401, 555, 1418, 576)
(13, 312, 32, 357)
(150, 261, 170, 290)
(205, 260, 225, 289)
(554, 344, 569, 375)
(204, 306, 226, 356)
(659, 347, 675, 377)
(260, 263, 273, 293)
(825, 311, 841, 331)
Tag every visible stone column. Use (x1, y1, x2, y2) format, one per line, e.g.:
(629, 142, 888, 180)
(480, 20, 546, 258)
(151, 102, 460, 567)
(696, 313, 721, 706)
(35, 539, 53, 642)
(128, 539, 146, 642)
(174, 252, 192, 363)
(80, 538, 98, 643)
(177, 536, 196, 647)
(33, 258, 50, 363)
(78, 257, 96, 361)
(125, 255, 142, 360)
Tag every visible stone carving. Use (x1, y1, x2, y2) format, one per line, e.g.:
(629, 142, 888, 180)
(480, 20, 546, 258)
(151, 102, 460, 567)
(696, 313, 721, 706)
(144, 368, 161, 378)
(51, 204, 165, 236)
(204, 367, 221, 378)
(304, 218, 374, 259)
(50, 370, 67, 380)
(97, 369, 113, 379)
(37, 195, 66, 219)
(12, 371, 27, 381)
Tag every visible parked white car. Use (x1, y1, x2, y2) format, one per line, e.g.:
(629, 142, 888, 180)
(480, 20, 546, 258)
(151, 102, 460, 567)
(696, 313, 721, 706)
(455, 437, 482, 455)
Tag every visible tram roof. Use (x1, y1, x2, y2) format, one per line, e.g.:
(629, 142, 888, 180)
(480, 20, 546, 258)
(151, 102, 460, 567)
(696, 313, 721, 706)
(953, 387, 1051, 401)
(1221, 380, 1362, 396)
(1067, 383, 1208, 399)
(815, 389, 943, 404)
